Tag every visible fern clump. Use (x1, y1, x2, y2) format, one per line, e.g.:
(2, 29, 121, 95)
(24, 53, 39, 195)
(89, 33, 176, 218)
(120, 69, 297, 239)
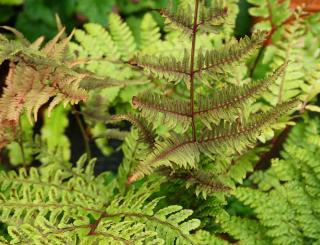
(0, 156, 200, 244)
(219, 119, 320, 244)
(121, 0, 298, 187)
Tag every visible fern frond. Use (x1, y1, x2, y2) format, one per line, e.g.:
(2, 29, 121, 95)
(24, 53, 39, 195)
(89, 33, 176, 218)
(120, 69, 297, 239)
(0, 160, 200, 244)
(198, 100, 298, 156)
(128, 100, 298, 183)
(198, 0, 228, 33)
(132, 92, 191, 131)
(140, 13, 161, 50)
(109, 13, 136, 60)
(195, 63, 287, 128)
(160, 0, 193, 34)
(195, 31, 265, 77)
(110, 114, 155, 147)
(132, 49, 190, 83)
(128, 134, 198, 184)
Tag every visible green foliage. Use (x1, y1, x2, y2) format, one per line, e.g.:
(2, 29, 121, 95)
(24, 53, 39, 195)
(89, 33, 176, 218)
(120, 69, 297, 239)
(0, 0, 320, 244)
(125, 0, 298, 184)
(218, 119, 320, 244)
(0, 156, 200, 244)
(248, 0, 320, 109)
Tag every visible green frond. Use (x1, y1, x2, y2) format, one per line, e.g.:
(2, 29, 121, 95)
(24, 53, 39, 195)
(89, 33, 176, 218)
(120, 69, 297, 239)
(195, 63, 287, 128)
(108, 13, 136, 60)
(117, 130, 148, 191)
(198, 0, 228, 33)
(132, 49, 190, 83)
(195, 31, 265, 77)
(160, 0, 193, 34)
(218, 215, 271, 245)
(221, 119, 320, 244)
(132, 92, 191, 131)
(0, 160, 200, 244)
(140, 13, 161, 51)
(105, 181, 200, 245)
(110, 113, 155, 147)
(194, 230, 229, 245)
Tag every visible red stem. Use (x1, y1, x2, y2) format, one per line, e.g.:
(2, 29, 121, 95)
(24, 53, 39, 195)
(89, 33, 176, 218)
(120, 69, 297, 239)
(189, 0, 200, 142)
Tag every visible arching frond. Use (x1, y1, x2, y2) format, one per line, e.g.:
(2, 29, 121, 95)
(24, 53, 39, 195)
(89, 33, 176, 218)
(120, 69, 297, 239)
(195, 63, 287, 128)
(132, 93, 191, 131)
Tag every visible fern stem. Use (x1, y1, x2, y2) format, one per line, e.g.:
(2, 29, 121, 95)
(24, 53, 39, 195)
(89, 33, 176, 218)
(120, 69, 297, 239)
(18, 118, 26, 165)
(73, 107, 91, 160)
(189, 0, 200, 142)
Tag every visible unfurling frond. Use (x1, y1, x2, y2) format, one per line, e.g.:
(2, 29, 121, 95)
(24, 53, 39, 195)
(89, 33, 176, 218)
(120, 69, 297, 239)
(128, 100, 298, 183)
(132, 49, 190, 83)
(160, 1, 193, 34)
(195, 63, 288, 128)
(198, 0, 228, 33)
(110, 114, 155, 147)
(132, 93, 191, 131)
(195, 31, 265, 77)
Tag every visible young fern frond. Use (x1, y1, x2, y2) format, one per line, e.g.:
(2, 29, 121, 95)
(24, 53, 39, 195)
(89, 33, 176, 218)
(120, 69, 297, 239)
(128, 100, 298, 183)
(132, 93, 191, 131)
(132, 49, 190, 83)
(195, 31, 265, 77)
(195, 63, 288, 128)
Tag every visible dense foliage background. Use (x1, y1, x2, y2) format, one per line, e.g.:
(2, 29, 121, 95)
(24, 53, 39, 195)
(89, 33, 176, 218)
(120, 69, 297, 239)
(0, 0, 320, 244)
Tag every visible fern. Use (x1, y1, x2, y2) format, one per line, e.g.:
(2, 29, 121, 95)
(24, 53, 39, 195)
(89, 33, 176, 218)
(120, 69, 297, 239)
(0, 158, 200, 244)
(115, 0, 302, 186)
(0, 29, 89, 147)
(219, 119, 320, 244)
(129, 100, 298, 182)
(132, 92, 191, 131)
